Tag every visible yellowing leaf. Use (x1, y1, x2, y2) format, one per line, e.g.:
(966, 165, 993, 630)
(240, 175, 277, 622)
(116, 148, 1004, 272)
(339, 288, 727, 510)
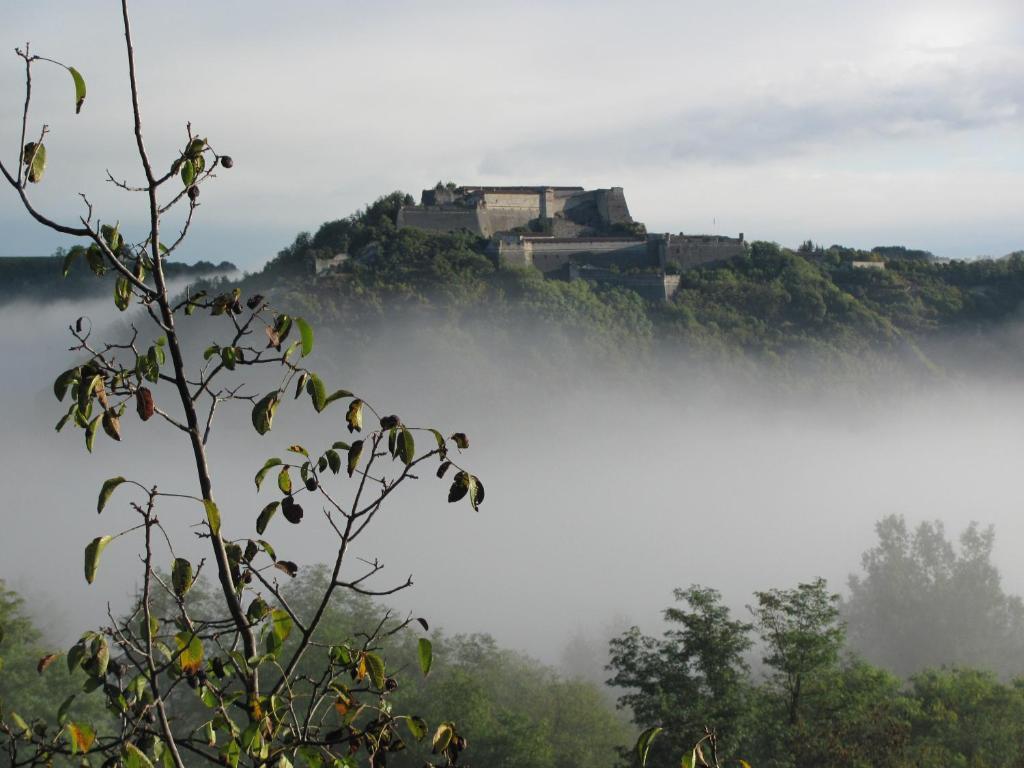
(345, 399, 363, 433)
(175, 632, 203, 676)
(204, 499, 221, 535)
(68, 721, 95, 754)
(37, 653, 59, 674)
(432, 723, 453, 754)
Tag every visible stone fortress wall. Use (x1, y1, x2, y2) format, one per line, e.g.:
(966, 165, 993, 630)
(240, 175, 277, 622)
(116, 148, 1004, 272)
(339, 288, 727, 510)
(652, 232, 747, 270)
(390, 184, 748, 301)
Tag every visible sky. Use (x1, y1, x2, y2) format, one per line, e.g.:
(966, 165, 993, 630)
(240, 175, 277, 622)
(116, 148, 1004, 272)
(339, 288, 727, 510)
(2, 1, 1024, 267)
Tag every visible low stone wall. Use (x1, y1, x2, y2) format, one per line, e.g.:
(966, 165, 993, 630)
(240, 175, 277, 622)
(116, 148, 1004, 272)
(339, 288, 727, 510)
(569, 265, 680, 302)
(655, 233, 747, 270)
(396, 207, 484, 236)
(491, 236, 651, 273)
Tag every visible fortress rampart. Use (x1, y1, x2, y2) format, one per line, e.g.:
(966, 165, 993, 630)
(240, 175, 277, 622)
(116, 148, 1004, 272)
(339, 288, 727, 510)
(489, 235, 650, 273)
(388, 183, 748, 302)
(397, 185, 634, 238)
(653, 233, 747, 270)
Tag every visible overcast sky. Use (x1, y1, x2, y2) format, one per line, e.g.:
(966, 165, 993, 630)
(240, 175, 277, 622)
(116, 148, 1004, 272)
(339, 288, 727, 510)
(2, 0, 1023, 267)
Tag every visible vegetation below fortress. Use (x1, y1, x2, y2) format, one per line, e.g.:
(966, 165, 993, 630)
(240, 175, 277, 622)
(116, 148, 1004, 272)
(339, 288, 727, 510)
(11, 191, 1024, 380)
(216, 192, 1024, 380)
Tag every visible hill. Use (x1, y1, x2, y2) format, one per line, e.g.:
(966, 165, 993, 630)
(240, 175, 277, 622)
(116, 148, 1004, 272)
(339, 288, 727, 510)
(202, 192, 1024, 379)
(0, 252, 235, 304)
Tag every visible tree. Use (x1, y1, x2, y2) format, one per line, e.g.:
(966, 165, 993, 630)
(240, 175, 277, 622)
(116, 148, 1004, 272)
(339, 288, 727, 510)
(845, 514, 1024, 678)
(0, 5, 484, 767)
(748, 579, 844, 768)
(607, 586, 754, 767)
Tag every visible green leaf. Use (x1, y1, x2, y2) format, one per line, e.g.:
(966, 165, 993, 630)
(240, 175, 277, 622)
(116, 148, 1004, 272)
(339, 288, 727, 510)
(451, 432, 469, 450)
(448, 472, 470, 504)
(9, 711, 30, 736)
(54, 368, 79, 401)
(221, 739, 241, 768)
(256, 502, 279, 535)
(171, 558, 194, 597)
(325, 449, 341, 474)
(417, 637, 432, 676)
(306, 374, 327, 413)
(429, 428, 446, 452)
(68, 66, 86, 113)
(397, 428, 415, 466)
(347, 441, 363, 477)
(635, 726, 662, 767)
(84, 536, 113, 584)
(247, 597, 270, 623)
(96, 477, 126, 514)
(324, 389, 353, 408)
(363, 651, 385, 690)
(252, 392, 279, 435)
(345, 399, 363, 433)
(61, 248, 78, 277)
(277, 467, 292, 495)
(220, 346, 237, 370)
(56, 694, 75, 724)
(86, 244, 105, 275)
(181, 158, 196, 186)
(404, 716, 428, 742)
(123, 741, 155, 768)
(255, 457, 282, 490)
(204, 499, 221, 535)
(270, 609, 293, 644)
(295, 316, 314, 357)
(84, 414, 100, 452)
(68, 721, 95, 754)
(100, 224, 121, 252)
(23, 142, 46, 183)
(114, 276, 131, 311)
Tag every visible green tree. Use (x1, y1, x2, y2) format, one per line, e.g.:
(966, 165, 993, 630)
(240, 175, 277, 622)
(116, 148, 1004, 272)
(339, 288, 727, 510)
(749, 579, 844, 768)
(845, 515, 1024, 677)
(0, 6, 484, 767)
(906, 668, 1024, 767)
(607, 586, 754, 767)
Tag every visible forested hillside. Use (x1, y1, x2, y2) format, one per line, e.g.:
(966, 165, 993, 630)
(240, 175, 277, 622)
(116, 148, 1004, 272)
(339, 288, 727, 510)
(0, 252, 234, 303)
(189, 192, 1024, 379)
(7, 517, 1024, 768)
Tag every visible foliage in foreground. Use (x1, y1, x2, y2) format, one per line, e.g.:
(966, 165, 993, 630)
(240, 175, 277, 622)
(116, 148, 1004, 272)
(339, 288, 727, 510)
(0, 575, 629, 768)
(0, 8, 485, 767)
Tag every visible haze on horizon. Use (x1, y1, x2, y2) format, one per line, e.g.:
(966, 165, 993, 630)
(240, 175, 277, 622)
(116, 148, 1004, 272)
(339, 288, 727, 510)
(2, 0, 1024, 267)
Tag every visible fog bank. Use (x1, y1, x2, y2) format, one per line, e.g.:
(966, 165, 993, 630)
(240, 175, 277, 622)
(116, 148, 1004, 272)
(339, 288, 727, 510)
(2, 298, 1024, 666)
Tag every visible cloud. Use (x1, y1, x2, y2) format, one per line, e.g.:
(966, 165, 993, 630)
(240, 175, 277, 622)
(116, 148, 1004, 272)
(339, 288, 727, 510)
(479, 50, 1024, 175)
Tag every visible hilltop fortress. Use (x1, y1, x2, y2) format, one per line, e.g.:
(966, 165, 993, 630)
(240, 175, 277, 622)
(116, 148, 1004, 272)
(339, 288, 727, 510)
(394, 184, 746, 301)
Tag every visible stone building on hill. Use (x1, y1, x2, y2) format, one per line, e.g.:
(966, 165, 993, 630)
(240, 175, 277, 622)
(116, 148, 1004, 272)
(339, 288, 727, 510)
(397, 184, 636, 239)
(393, 183, 747, 301)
